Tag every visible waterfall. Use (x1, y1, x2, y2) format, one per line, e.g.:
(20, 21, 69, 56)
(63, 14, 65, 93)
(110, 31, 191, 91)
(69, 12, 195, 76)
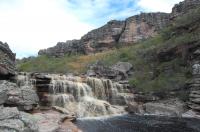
(33, 74, 133, 117)
(86, 77, 131, 105)
(49, 78, 93, 101)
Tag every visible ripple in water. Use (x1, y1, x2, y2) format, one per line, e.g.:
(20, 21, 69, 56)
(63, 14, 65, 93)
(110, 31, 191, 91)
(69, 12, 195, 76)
(76, 114, 200, 132)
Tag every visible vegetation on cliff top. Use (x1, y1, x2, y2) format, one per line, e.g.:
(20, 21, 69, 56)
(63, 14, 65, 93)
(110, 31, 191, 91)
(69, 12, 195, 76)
(17, 7, 200, 95)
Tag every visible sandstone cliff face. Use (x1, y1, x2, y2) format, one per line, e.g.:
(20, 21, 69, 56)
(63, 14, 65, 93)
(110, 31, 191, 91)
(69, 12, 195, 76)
(119, 13, 169, 43)
(39, 13, 169, 56)
(38, 0, 200, 57)
(81, 20, 125, 53)
(0, 41, 15, 78)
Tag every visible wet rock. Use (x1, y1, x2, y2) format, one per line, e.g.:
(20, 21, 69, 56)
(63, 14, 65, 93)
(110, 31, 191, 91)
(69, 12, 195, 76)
(182, 110, 200, 119)
(32, 110, 78, 132)
(52, 106, 72, 115)
(60, 115, 76, 122)
(126, 102, 144, 114)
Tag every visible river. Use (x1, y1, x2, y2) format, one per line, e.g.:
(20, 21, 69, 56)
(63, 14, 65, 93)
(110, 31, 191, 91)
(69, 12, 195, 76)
(76, 114, 200, 132)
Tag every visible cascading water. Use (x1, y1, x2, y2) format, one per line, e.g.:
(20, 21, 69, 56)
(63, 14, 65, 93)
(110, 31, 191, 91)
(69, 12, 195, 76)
(15, 72, 36, 88)
(44, 74, 132, 117)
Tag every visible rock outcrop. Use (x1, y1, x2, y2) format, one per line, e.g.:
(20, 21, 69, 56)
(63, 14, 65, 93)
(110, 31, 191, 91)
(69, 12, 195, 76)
(171, 0, 200, 18)
(0, 43, 40, 132)
(38, 40, 83, 57)
(0, 79, 39, 111)
(118, 13, 169, 43)
(0, 107, 39, 132)
(38, 13, 170, 57)
(188, 47, 200, 111)
(0, 41, 15, 79)
(87, 61, 133, 81)
(38, 0, 200, 58)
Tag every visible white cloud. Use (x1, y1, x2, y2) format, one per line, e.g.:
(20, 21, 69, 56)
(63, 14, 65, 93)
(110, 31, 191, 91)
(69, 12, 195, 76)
(137, 0, 183, 13)
(0, 0, 94, 58)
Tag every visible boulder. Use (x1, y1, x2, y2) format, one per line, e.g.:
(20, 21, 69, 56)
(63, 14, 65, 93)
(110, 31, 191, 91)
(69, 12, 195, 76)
(0, 80, 17, 105)
(192, 63, 200, 75)
(143, 99, 186, 116)
(0, 107, 39, 132)
(0, 80, 39, 111)
(111, 62, 133, 78)
(87, 61, 133, 81)
(6, 86, 39, 111)
(126, 102, 144, 114)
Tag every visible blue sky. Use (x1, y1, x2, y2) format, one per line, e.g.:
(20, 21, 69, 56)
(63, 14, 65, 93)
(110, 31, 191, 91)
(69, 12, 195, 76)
(0, 0, 182, 58)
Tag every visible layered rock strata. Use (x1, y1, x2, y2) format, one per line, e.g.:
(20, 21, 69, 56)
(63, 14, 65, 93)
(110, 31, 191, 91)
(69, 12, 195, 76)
(188, 47, 200, 111)
(0, 41, 16, 79)
(33, 73, 134, 117)
(87, 61, 133, 81)
(38, 0, 200, 57)
(38, 12, 170, 56)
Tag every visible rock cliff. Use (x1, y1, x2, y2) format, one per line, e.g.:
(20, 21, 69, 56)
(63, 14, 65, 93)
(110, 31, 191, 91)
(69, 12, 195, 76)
(38, 0, 200, 57)
(171, 0, 200, 18)
(0, 41, 16, 79)
(38, 13, 170, 56)
(38, 40, 83, 57)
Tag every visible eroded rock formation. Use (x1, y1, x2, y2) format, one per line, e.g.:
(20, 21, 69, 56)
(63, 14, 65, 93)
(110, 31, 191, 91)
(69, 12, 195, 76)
(87, 61, 133, 81)
(188, 47, 200, 111)
(38, 0, 200, 57)
(38, 13, 170, 56)
(38, 40, 82, 57)
(171, 0, 200, 18)
(0, 41, 15, 79)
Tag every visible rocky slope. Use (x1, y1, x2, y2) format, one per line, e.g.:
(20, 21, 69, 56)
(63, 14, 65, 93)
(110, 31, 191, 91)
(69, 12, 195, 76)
(38, 13, 169, 57)
(171, 0, 200, 18)
(0, 41, 16, 79)
(38, 0, 200, 57)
